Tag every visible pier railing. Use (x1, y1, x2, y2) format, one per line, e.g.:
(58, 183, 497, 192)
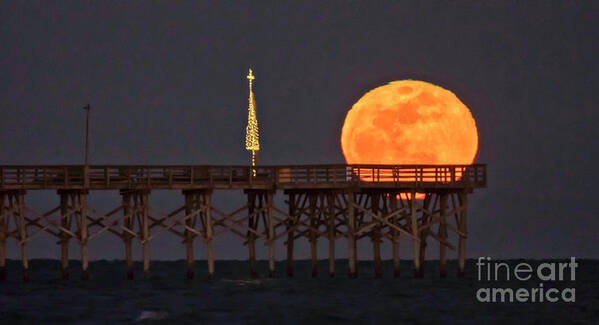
(0, 164, 486, 190)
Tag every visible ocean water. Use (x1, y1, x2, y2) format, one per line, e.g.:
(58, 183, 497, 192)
(0, 259, 597, 324)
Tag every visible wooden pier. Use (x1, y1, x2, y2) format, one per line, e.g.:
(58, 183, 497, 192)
(0, 164, 485, 281)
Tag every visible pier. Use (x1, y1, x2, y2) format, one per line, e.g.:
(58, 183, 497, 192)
(0, 164, 485, 280)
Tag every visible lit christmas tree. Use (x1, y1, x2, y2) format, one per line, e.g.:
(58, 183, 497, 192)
(245, 68, 260, 176)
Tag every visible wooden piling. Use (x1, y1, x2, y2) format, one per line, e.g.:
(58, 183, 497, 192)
(205, 192, 215, 278)
(0, 192, 6, 281)
(347, 192, 357, 278)
(59, 192, 70, 280)
(141, 192, 150, 278)
(309, 194, 318, 278)
(372, 194, 383, 278)
(410, 191, 421, 278)
(122, 192, 134, 279)
(439, 193, 448, 278)
(327, 192, 335, 277)
(457, 191, 468, 277)
(267, 191, 275, 277)
(390, 194, 400, 278)
(17, 192, 28, 281)
(286, 193, 295, 277)
(79, 192, 89, 280)
(247, 191, 258, 278)
(184, 192, 195, 279)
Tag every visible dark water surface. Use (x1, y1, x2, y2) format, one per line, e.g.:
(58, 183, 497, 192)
(1, 259, 597, 324)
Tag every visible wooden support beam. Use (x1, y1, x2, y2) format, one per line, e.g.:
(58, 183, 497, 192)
(309, 193, 318, 278)
(457, 191, 468, 277)
(267, 191, 275, 277)
(59, 193, 70, 280)
(352, 204, 417, 240)
(410, 191, 421, 278)
(390, 194, 400, 278)
(247, 191, 258, 278)
(141, 192, 150, 278)
(347, 192, 357, 278)
(371, 194, 383, 279)
(439, 193, 448, 278)
(184, 192, 194, 279)
(17, 192, 29, 281)
(0, 192, 6, 281)
(286, 193, 295, 277)
(122, 192, 134, 280)
(419, 194, 435, 278)
(205, 192, 214, 278)
(182, 190, 213, 278)
(327, 192, 335, 277)
(79, 192, 89, 280)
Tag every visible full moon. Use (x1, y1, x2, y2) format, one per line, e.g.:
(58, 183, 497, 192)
(341, 80, 478, 168)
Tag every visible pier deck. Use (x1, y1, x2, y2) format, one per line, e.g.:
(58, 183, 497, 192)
(0, 164, 485, 281)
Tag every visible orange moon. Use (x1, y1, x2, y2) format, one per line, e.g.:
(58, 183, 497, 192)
(341, 80, 478, 168)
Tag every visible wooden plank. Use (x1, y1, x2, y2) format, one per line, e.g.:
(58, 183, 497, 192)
(0, 164, 486, 191)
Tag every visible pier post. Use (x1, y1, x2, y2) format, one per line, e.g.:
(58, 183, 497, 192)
(267, 191, 275, 277)
(183, 190, 213, 278)
(410, 191, 421, 278)
(439, 193, 448, 278)
(16, 192, 29, 281)
(122, 191, 134, 279)
(347, 192, 357, 278)
(140, 192, 150, 278)
(184, 192, 195, 279)
(247, 191, 258, 278)
(372, 193, 383, 279)
(418, 193, 433, 278)
(286, 193, 295, 277)
(390, 194, 400, 278)
(58, 190, 88, 280)
(205, 191, 214, 278)
(59, 192, 70, 280)
(79, 191, 89, 280)
(457, 191, 468, 277)
(327, 192, 335, 277)
(309, 194, 318, 278)
(0, 192, 6, 281)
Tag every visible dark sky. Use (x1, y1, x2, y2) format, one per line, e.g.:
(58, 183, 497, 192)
(1, 1, 597, 261)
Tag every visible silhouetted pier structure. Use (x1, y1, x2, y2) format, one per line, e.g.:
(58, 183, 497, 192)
(0, 164, 485, 281)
